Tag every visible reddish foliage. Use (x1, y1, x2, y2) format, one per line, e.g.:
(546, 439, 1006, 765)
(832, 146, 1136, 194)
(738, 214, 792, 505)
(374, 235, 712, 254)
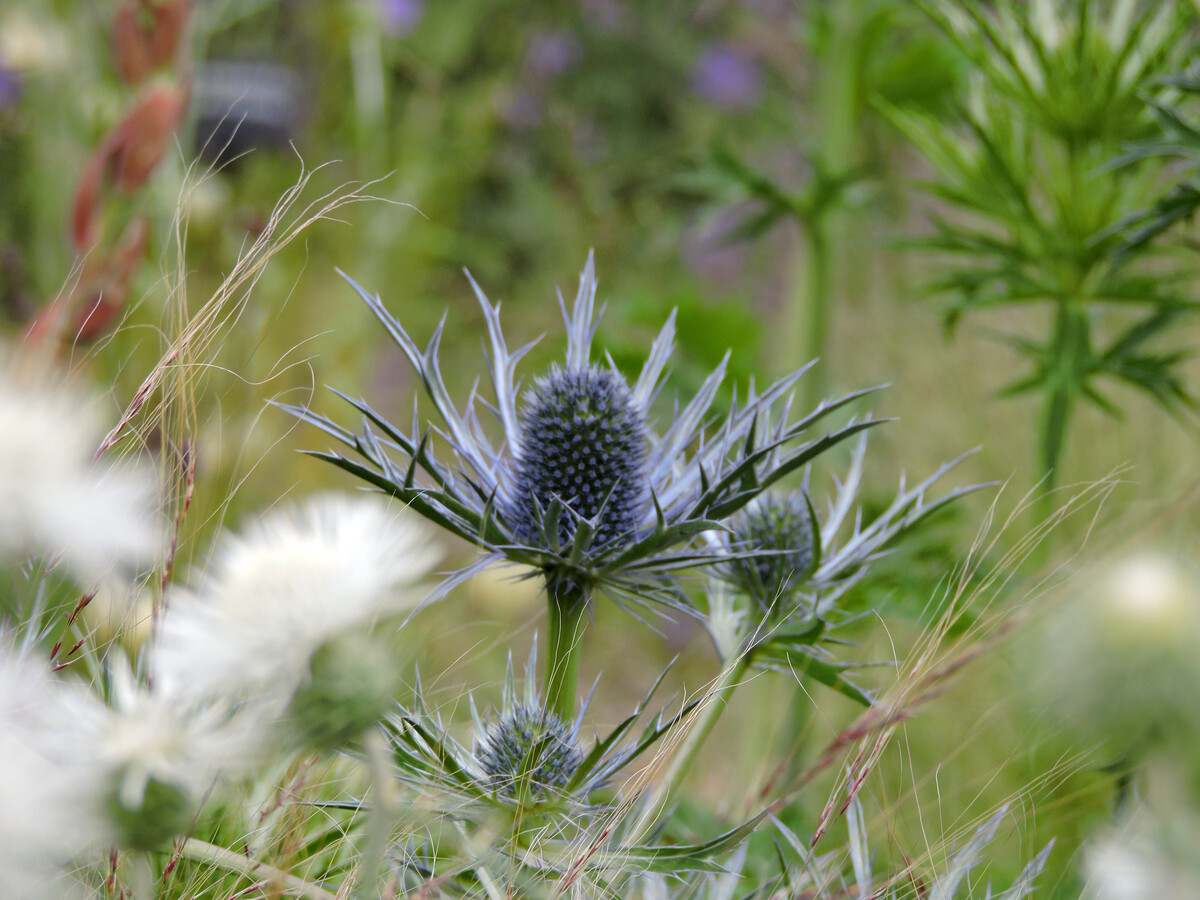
(112, 0, 190, 85)
(29, 217, 150, 349)
(71, 85, 186, 249)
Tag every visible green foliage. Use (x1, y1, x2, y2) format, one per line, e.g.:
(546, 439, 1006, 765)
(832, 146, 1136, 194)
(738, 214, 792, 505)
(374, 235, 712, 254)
(686, 0, 961, 402)
(885, 0, 1197, 488)
(1115, 63, 1200, 248)
(6, 2, 1199, 898)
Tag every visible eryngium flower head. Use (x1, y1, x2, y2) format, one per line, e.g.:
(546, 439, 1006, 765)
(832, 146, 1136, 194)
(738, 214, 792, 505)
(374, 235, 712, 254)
(475, 704, 582, 798)
(727, 491, 815, 614)
(512, 365, 646, 549)
(288, 253, 884, 613)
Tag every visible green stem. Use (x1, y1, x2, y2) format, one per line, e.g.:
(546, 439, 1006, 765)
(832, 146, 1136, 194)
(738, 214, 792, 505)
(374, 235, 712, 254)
(129, 853, 155, 900)
(354, 728, 392, 900)
(544, 580, 589, 722)
(802, 220, 832, 410)
(1038, 298, 1090, 494)
(778, 214, 832, 408)
(181, 839, 336, 900)
(628, 651, 754, 844)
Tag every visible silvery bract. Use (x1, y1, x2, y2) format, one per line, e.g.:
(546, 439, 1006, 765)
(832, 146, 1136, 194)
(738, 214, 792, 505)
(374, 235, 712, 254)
(283, 253, 882, 613)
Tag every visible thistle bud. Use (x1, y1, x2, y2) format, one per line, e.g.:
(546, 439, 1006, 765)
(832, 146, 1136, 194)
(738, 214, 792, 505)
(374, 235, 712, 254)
(726, 492, 816, 615)
(511, 365, 647, 550)
(476, 705, 581, 799)
(287, 631, 398, 752)
(107, 773, 193, 851)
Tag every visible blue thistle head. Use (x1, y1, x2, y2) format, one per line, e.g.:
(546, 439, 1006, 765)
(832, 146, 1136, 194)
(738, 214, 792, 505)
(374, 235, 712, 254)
(727, 491, 816, 614)
(476, 703, 582, 798)
(510, 364, 647, 550)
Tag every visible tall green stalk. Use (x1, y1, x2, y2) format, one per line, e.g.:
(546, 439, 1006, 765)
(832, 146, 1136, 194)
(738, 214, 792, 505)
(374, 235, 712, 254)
(628, 651, 753, 844)
(544, 580, 589, 722)
(799, 221, 832, 410)
(1039, 298, 1090, 493)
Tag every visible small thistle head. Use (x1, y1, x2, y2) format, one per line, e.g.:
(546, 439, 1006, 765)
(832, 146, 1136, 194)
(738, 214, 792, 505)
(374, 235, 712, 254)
(106, 774, 193, 852)
(476, 704, 582, 799)
(510, 365, 647, 551)
(727, 491, 816, 615)
(287, 631, 399, 751)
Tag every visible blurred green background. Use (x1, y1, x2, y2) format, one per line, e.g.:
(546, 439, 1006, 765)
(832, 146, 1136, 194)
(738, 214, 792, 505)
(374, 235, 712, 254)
(2, 0, 1199, 894)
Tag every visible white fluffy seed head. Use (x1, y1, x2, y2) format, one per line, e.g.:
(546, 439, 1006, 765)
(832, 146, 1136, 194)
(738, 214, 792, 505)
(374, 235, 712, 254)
(1085, 809, 1200, 900)
(0, 350, 161, 581)
(0, 652, 108, 895)
(1033, 550, 1200, 755)
(154, 493, 440, 703)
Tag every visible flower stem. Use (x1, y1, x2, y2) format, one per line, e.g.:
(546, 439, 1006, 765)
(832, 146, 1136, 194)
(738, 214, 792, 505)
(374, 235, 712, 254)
(354, 727, 392, 900)
(129, 852, 155, 900)
(181, 839, 336, 899)
(1035, 296, 1089, 529)
(801, 218, 832, 411)
(545, 580, 589, 721)
(628, 650, 753, 844)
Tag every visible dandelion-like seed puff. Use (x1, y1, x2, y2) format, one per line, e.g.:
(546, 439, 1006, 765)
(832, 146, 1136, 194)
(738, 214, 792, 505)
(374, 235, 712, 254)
(0, 652, 102, 898)
(0, 347, 161, 581)
(154, 494, 440, 705)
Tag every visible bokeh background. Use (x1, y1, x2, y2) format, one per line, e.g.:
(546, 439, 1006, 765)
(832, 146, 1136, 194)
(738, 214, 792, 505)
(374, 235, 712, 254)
(3, 1, 1200, 895)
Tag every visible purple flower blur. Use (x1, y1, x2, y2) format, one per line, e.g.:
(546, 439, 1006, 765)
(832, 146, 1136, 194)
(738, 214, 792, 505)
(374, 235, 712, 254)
(691, 44, 763, 111)
(0, 67, 21, 110)
(525, 31, 582, 80)
(378, 0, 425, 37)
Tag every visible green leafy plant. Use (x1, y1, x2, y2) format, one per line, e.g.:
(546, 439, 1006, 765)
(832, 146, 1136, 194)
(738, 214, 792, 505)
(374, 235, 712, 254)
(692, 0, 959, 402)
(883, 0, 1197, 493)
(1113, 62, 1200, 249)
(0, 250, 1055, 899)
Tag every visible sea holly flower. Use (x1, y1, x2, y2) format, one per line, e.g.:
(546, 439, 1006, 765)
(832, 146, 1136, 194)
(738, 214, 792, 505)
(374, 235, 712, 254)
(382, 642, 711, 860)
(724, 490, 819, 617)
(476, 704, 582, 801)
(285, 252, 877, 607)
(701, 438, 982, 703)
(382, 643, 766, 893)
(284, 253, 880, 717)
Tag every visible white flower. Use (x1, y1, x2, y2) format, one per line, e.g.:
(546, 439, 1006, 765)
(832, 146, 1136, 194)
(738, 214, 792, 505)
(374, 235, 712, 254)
(0, 350, 161, 581)
(1034, 550, 1200, 753)
(0, 652, 101, 898)
(70, 662, 262, 813)
(1085, 810, 1200, 900)
(154, 493, 440, 702)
